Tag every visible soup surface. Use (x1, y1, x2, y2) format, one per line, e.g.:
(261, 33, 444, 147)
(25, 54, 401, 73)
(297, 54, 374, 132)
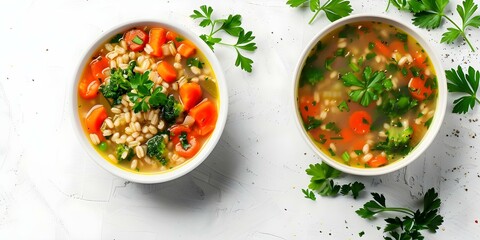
(297, 21, 438, 168)
(78, 26, 219, 173)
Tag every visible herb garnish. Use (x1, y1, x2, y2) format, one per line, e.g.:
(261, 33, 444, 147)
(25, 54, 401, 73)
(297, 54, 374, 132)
(337, 101, 350, 112)
(305, 162, 365, 199)
(342, 67, 389, 107)
(446, 66, 480, 114)
(287, 0, 353, 24)
(305, 116, 323, 130)
(127, 71, 168, 113)
(387, 0, 480, 52)
(356, 188, 444, 240)
(179, 132, 191, 150)
(191, 5, 257, 72)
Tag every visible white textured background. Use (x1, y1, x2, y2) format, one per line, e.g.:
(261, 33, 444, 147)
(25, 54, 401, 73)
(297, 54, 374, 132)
(1, 0, 479, 239)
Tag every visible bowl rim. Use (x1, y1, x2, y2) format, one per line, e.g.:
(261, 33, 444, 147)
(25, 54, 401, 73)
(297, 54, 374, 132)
(72, 19, 228, 184)
(292, 13, 447, 176)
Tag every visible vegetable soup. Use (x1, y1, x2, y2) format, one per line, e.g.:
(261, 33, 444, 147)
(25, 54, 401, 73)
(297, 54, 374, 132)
(297, 21, 438, 168)
(78, 25, 219, 173)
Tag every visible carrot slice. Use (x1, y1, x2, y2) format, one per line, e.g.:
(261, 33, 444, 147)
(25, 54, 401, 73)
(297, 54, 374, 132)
(174, 132, 200, 158)
(188, 100, 217, 136)
(179, 82, 203, 111)
(389, 41, 406, 55)
(78, 77, 100, 99)
(124, 29, 148, 52)
(148, 28, 167, 57)
(413, 51, 427, 68)
(349, 111, 372, 135)
(374, 40, 392, 58)
(169, 124, 191, 144)
(177, 43, 196, 58)
(368, 155, 388, 168)
(408, 77, 432, 101)
(157, 61, 177, 83)
(299, 96, 320, 122)
(90, 56, 109, 81)
(85, 105, 107, 136)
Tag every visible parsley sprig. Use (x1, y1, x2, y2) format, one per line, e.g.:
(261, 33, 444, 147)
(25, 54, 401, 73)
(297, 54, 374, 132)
(287, 0, 353, 24)
(303, 162, 365, 199)
(126, 71, 168, 113)
(191, 5, 257, 72)
(342, 67, 390, 107)
(387, 0, 480, 52)
(446, 66, 480, 114)
(356, 188, 444, 240)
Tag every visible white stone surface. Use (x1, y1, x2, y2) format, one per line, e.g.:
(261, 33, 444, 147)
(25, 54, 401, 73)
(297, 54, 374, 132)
(0, 0, 479, 239)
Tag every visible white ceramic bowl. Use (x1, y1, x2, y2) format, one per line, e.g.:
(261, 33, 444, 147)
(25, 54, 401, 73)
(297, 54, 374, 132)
(292, 14, 447, 176)
(72, 20, 228, 183)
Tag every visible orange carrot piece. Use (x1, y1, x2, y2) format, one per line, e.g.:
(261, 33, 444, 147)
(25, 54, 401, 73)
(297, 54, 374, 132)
(148, 28, 167, 57)
(90, 56, 109, 81)
(78, 77, 100, 100)
(179, 82, 202, 111)
(389, 41, 406, 55)
(157, 61, 177, 83)
(174, 132, 200, 158)
(374, 40, 392, 58)
(177, 43, 196, 58)
(368, 155, 388, 168)
(124, 29, 148, 52)
(85, 105, 107, 138)
(349, 111, 372, 135)
(188, 100, 217, 136)
(299, 96, 320, 122)
(408, 77, 432, 101)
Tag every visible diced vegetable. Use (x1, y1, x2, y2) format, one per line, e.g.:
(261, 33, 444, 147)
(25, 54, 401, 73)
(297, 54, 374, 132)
(177, 43, 196, 58)
(148, 28, 167, 57)
(157, 61, 177, 83)
(299, 96, 319, 122)
(85, 105, 107, 136)
(367, 155, 388, 168)
(189, 100, 217, 136)
(79, 77, 100, 99)
(349, 111, 372, 135)
(124, 29, 148, 52)
(408, 77, 432, 101)
(179, 82, 202, 111)
(146, 135, 166, 160)
(174, 132, 200, 158)
(90, 56, 109, 81)
(374, 40, 391, 57)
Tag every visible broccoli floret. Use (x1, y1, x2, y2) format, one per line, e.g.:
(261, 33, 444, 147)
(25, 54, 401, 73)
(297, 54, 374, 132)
(374, 125, 413, 156)
(146, 135, 166, 160)
(162, 95, 183, 124)
(116, 144, 134, 162)
(99, 61, 136, 105)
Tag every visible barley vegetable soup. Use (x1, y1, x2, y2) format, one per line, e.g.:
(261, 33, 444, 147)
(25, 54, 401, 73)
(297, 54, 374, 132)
(78, 26, 219, 173)
(297, 22, 437, 168)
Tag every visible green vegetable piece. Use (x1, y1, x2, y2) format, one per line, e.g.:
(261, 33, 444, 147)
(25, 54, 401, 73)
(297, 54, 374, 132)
(132, 35, 144, 45)
(116, 144, 134, 162)
(179, 132, 191, 150)
(337, 101, 350, 112)
(98, 142, 108, 152)
(146, 135, 166, 160)
(304, 116, 322, 130)
(110, 33, 123, 43)
(186, 57, 204, 69)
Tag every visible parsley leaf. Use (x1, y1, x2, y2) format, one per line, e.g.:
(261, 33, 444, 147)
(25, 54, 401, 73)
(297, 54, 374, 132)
(305, 162, 365, 198)
(191, 6, 257, 72)
(357, 188, 444, 240)
(287, 0, 353, 24)
(446, 66, 480, 113)
(342, 67, 388, 107)
(304, 116, 323, 130)
(302, 188, 317, 200)
(441, 0, 480, 51)
(387, 0, 479, 51)
(179, 132, 191, 150)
